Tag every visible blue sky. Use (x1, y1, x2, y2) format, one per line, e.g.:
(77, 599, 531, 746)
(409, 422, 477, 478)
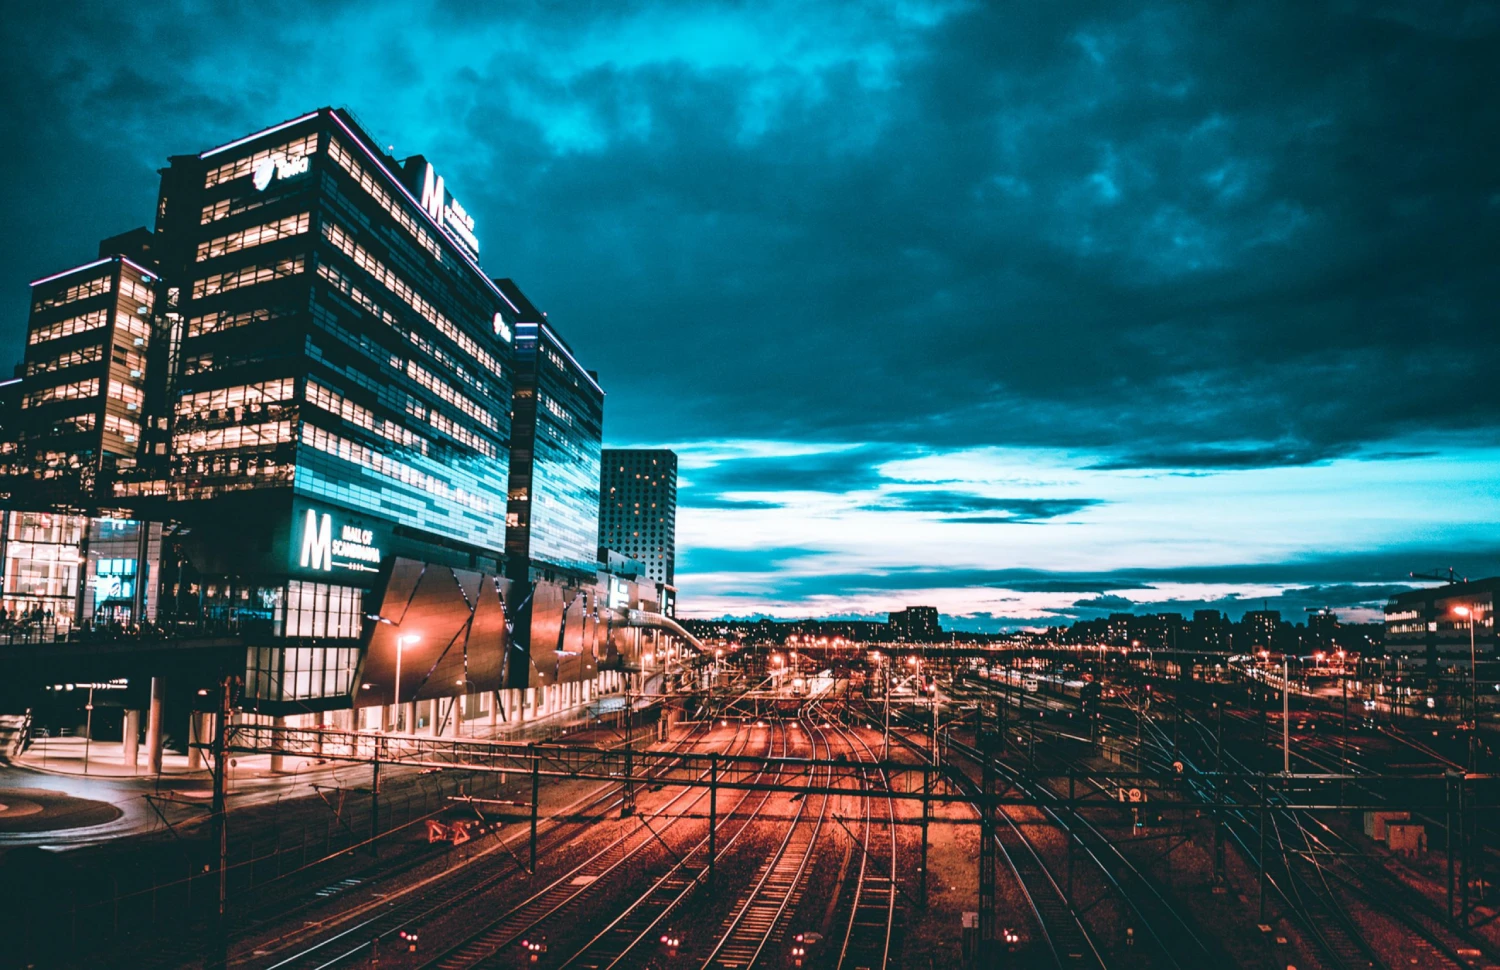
(2, 1, 1496, 629)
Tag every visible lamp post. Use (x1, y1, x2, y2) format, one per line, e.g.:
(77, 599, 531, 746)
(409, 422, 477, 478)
(1453, 605, 1481, 768)
(392, 634, 421, 732)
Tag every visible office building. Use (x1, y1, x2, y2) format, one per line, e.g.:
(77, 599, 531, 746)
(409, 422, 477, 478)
(887, 605, 942, 641)
(598, 448, 677, 586)
(501, 280, 604, 584)
(1385, 578, 1497, 672)
(1242, 609, 1281, 650)
(0, 107, 697, 743)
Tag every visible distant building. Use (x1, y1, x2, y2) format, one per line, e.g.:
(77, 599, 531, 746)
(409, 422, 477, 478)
(888, 605, 942, 641)
(1242, 610, 1282, 650)
(598, 449, 677, 586)
(1385, 578, 1498, 673)
(1193, 609, 1228, 651)
(1307, 611, 1339, 649)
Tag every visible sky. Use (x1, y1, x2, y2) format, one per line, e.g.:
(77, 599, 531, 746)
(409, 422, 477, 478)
(1, 1, 1497, 629)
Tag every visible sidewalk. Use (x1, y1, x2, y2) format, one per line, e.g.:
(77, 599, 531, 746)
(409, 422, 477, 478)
(1, 689, 660, 845)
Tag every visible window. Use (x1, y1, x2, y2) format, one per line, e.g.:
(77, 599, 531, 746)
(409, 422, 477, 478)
(402, 357, 496, 430)
(175, 379, 295, 415)
(306, 379, 428, 453)
(196, 212, 311, 262)
(103, 413, 141, 441)
(119, 275, 154, 310)
(277, 581, 363, 640)
(173, 421, 294, 453)
(187, 306, 294, 338)
(34, 274, 112, 311)
(107, 381, 145, 408)
(23, 379, 99, 408)
(27, 344, 104, 375)
(322, 221, 503, 378)
(29, 309, 110, 345)
(301, 424, 493, 514)
(404, 399, 495, 457)
(200, 192, 277, 225)
(203, 133, 317, 188)
(325, 137, 444, 261)
(192, 255, 305, 299)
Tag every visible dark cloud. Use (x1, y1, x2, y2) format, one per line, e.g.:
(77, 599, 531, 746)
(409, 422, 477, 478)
(684, 446, 913, 494)
(861, 492, 1103, 522)
(679, 495, 787, 511)
(675, 545, 828, 576)
(1, 2, 1495, 463)
(1087, 444, 1343, 471)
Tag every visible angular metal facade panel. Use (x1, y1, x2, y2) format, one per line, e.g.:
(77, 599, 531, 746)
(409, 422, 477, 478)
(358, 557, 511, 707)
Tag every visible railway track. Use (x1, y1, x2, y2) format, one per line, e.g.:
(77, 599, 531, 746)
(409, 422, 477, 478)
(693, 721, 831, 970)
(833, 718, 899, 970)
(251, 718, 724, 970)
(550, 721, 816, 970)
(877, 702, 1105, 970)
(416, 722, 790, 970)
(1136, 696, 1481, 970)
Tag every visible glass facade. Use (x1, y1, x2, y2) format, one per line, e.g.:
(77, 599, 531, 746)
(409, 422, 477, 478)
(505, 319, 604, 579)
(0, 512, 160, 630)
(2, 257, 161, 507)
(153, 109, 516, 558)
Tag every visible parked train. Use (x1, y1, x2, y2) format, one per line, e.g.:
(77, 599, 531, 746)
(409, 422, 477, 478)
(970, 667, 1101, 707)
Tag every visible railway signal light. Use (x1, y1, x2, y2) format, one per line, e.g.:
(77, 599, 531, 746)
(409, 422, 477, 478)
(399, 929, 419, 952)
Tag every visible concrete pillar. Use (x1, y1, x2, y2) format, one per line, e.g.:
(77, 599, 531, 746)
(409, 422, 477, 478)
(122, 709, 140, 772)
(404, 700, 416, 734)
(146, 676, 165, 774)
(489, 692, 499, 730)
(269, 716, 285, 773)
(186, 713, 203, 771)
(314, 710, 326, 757)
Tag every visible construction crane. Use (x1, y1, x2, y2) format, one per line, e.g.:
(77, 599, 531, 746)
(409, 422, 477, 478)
(1410, 567, 1466, 585)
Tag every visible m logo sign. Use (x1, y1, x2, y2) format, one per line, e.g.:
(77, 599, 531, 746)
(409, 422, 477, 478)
(300, 509, 333, 571)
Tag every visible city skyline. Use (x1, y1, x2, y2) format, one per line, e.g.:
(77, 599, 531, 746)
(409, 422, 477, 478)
(2, 2, 1496, 629)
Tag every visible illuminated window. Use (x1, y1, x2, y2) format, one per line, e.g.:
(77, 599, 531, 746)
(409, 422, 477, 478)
(300, 424, 493, 514)
(192, 255, 306, 298)
(277, 581, 363, 640)
(321, 221, 503, 378)
(107, 381, 145, 409)
(23, 378, 99, 408)
(325, 138, 444, 261)
(29, 309, 109, 345)
(34, 274, 112, 311)
(200, 192, 277, 225)
(405, 399, 494, 457)
(306, 379, 429, 453)
(402, 357, 496, 430)
(27, 344, 104, 375)
(119, 275, 154, 309)
(187, 306, 294, 338)
(203, 133, 318, 189)
(173, 421, 294, 453)
(102, 413, 140, 441)
(196, 212, 311, 262)
(175, 379, 296, 415)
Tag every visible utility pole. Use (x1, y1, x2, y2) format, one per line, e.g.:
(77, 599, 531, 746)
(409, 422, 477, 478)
(1282, 655, 1291, 775)
(883, 659, 891, 760)
(207, 673, 234, 970)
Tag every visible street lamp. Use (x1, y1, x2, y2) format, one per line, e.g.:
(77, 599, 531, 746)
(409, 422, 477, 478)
(392, 633, 421, 732)
(1453, 605, 1482, 765)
